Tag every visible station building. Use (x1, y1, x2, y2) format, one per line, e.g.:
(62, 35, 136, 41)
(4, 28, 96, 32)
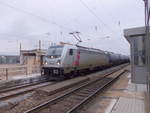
(20, 49, 46, 74)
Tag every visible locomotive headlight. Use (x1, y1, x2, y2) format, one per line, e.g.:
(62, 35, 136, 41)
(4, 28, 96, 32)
(44, 61, 48, 65)
(57, 60, 61, 65)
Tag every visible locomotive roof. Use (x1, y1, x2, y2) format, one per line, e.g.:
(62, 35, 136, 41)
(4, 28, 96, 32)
(49, 44, 126, 56)
(49, 45, 64, 48)
(76, 45, 106, 53)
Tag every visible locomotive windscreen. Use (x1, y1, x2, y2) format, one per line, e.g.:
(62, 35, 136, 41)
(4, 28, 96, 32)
(46, 45, 64, 58)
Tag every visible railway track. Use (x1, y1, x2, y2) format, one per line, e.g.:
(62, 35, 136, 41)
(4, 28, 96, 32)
(24, 66, 128, 113)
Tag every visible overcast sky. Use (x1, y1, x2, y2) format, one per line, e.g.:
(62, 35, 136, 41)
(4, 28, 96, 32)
(0, 0, 145, 55)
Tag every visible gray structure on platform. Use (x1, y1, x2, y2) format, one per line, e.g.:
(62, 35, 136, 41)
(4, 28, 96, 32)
(124, 27, 146, 84)
(144, 0, 150, 95)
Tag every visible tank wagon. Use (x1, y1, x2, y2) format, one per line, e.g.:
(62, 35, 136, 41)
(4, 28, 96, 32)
(41, 44, 129, 78)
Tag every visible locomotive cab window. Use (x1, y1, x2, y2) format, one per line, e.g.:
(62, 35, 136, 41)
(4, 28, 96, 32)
(69, 49, 73, 55)
(46, 45, 64, 58)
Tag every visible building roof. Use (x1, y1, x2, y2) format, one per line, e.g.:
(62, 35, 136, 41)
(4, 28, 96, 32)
(20, 49, 46, 55)
(124, 26, 149, 43)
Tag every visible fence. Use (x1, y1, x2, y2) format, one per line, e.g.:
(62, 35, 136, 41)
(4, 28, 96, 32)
(0, 65, 41, 80)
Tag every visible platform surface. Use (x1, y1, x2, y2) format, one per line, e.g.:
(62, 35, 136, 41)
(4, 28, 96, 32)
(110, 74, 146, 113)
(111, 97, 145, 113)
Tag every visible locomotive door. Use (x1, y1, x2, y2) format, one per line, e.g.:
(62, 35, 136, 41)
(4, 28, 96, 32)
(68, 49, 80, 69)
(68, 49, 74, 68)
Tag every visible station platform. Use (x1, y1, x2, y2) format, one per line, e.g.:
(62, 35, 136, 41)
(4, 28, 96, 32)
(9, 73, 40, 80)
(104, 73, 147, 113)
(110, 81, 146, 113)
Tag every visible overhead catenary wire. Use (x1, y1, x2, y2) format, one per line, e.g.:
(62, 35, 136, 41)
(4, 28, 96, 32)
(96, 0, 119, 25)
(78, 0, 121, 36)
(0, 1, 114, 43)
(95, 0, 129, 39)
(0, 1, 96, 40)
(0, 1, 74, 32)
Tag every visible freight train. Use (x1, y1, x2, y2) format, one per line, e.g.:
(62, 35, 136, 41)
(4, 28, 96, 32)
(41, 44, 129, 78)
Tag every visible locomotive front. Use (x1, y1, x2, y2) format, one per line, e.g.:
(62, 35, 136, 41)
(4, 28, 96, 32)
(41, 45, 64, 76)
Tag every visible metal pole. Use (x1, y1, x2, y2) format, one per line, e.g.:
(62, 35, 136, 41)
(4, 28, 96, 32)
(26, 66, 28, 75)
(6, 68, 8, 80)
(39, 40, 41, 50)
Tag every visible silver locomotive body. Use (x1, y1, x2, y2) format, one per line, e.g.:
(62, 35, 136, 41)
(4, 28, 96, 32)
(41, 44, 129, 78)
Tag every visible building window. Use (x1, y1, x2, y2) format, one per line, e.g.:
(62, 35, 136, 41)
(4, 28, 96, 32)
(134, 36, 145, 66)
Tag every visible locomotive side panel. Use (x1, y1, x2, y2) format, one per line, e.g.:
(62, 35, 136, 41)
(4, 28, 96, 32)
(60, 46, 78, 74)
(77, 49, 109, 70)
